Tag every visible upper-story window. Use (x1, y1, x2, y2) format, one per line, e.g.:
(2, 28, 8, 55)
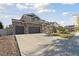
(31, 17, 39, 22)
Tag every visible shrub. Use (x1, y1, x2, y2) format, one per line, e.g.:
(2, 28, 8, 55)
(47, 32, 52, 35)
(47, 32, 59, 36)
(59, 33, 74, 38)
(58, 26, 68, 34)
(0, 22, 3, 29)
(51, 33, 59, 36)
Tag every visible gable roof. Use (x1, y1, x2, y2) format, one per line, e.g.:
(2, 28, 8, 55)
(20, 13, 41, 20)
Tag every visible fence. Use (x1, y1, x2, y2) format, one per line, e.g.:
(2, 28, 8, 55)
(0, 29, 7, 36)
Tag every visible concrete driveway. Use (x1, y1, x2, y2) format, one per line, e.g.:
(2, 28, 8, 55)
(16, 33, 61, 56)
(16, 33, 79, 56)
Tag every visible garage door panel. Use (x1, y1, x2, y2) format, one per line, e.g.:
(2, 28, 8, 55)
(15, 26, 24, 34)
(29, 27, 40, 33)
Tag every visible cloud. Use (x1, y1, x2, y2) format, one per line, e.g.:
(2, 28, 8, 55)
(37, 9, 56, 13)
(0, 4, 13, 10)
(37, 9, 51, 13)
(62, 12, 69, 16)
(52, 9, 56, 12)
(61, 3, 76, 5)
(0, 4, 7, 10)
(16, 4, 28, 10)
(33, 3, 49, 10)
(16, 3, 34, 10)
(60, 21, 65, 26)
(0, 3, 14, 13)
(0, 15, 11, 19)
(15, 3, 51, 14)
(33, 3, 51, 13)
(0, 15, 20, 19)
(73, 16, 77, 18)
(15, 3, 50, 12)
(6, 3, 13, 6)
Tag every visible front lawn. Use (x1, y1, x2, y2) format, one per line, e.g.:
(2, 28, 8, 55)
(59, 33, 74, 38)
(47, 32, 74, 38)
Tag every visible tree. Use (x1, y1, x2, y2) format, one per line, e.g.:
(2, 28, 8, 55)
(58, 26, 68, 34)
(0, 22, 3, 29)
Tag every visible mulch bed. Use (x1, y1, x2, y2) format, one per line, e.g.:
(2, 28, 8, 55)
(0, 35, 21, 56)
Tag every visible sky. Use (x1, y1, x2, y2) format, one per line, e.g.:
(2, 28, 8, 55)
(0, 3, 79, 28)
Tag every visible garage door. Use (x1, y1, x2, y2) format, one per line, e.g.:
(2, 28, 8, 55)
(15, 26, 24, 34)
(29, 27, 40, 33)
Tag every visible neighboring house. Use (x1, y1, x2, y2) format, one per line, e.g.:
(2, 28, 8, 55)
(0, 25, 13, 36)
(11, 13, 60, 34)
(0, 29, 7, 36)
(65, 25, 74, 32)
(74, 16, 79, 32)
(6, 25, 13, 35)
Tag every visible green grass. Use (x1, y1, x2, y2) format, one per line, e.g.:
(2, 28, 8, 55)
(47, 32, 74, 38)
(47, 32, 59, 36)
(51, 33, 59, 36)
(59, 33, 74, 38)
